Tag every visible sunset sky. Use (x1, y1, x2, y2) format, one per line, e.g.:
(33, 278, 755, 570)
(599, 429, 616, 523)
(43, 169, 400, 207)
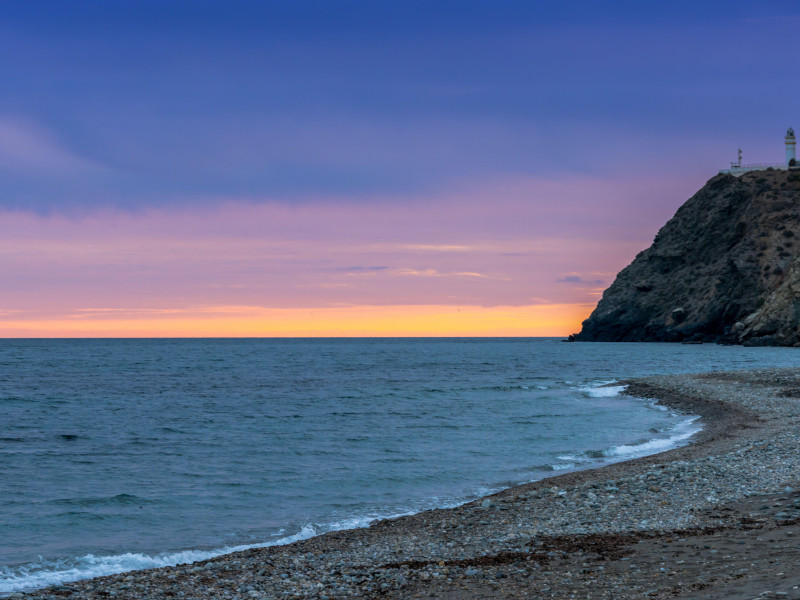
(2, 0, 799, 337)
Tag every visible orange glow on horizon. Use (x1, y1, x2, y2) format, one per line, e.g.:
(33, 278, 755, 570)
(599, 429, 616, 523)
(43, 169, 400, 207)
(0, 304, 594, 338)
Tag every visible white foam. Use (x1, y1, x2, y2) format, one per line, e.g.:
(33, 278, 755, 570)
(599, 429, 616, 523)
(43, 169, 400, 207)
(556, 454, 592, 463)
(604, 416, 701, 458)
(549, 462, 576, 471)
(1, 551, 218, 595)
(0, 524, 322, 594)
(1, 500, 446, 597)
(550, 415, 702, 473)
(580, 384, 627, 398)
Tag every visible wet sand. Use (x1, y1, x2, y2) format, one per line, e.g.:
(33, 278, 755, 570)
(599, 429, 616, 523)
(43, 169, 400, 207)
(11, 368, 800, 600)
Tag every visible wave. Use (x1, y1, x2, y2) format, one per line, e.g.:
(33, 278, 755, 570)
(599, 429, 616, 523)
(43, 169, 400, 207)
(603, 416, 701, 458)
(535, 462, 577, 472)
(0, 524, 319, 595)
(425, 383, 549, 394)
(554, 415, 702, 467)
(48, 494, 151, 508)
(1, 502, 432, 596)
(578, 383, 627, 398)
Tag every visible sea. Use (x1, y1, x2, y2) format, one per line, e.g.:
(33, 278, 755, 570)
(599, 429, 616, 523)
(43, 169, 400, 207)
(2, 338, 799, 593)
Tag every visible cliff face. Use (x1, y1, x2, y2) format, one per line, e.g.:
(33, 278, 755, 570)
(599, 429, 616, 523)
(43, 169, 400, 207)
(577, 169, 800, 346)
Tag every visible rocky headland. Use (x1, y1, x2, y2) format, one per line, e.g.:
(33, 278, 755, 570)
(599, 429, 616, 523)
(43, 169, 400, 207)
(577, 168, 800, 345)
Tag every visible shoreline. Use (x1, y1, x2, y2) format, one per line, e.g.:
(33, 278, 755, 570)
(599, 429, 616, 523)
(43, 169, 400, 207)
(1, 380, 702, 593)
(10, 367, 800, 599)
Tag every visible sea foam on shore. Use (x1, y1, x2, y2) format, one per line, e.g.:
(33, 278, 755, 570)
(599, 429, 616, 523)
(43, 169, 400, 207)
(0, 525, 320, 595)
(1, 381, 704, 595)
(552, 384, 702, 470)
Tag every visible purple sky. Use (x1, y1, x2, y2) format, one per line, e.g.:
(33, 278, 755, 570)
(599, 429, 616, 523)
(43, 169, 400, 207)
(1, 1, 798, 335)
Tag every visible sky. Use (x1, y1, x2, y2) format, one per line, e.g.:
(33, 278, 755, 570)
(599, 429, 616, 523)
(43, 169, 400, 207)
(1, 0, 799, 337)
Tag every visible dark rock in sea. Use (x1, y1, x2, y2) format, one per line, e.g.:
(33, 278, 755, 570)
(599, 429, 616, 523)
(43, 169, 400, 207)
(576, 169, 800, 346)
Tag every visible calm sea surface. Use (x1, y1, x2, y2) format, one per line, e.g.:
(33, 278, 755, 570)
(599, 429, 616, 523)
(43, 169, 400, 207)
(2, 338, 799, 592)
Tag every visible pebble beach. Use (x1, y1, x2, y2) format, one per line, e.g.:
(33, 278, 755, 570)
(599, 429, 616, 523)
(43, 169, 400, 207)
(10, 367, 800, 600)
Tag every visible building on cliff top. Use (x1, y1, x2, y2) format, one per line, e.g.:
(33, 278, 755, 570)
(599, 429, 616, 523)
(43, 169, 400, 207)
(720, 128, 798, 176)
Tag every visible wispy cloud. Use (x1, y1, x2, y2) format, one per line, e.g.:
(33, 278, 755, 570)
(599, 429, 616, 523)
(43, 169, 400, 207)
(557, 274, 605, 285)
(400, 244, 474, 252)
(0, 118, 102, 175)
(321, 265, 390, 273)
(396, 268, 499, 279)
(0, 174, 661, 333)
(72, 307, 192, 317)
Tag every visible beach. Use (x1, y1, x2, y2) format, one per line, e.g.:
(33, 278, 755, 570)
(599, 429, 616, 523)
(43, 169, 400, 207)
(10, 367, 800, 600)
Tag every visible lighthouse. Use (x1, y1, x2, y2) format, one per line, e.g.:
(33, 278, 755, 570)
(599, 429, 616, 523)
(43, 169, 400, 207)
(786, 127, 796, 166)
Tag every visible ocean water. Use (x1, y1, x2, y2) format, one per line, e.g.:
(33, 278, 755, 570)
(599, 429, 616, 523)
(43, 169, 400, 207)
(1, 338, 798, 593)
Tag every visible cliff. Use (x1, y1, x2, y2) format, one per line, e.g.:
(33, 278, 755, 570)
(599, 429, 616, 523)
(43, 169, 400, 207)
(576, 169, 800, 346)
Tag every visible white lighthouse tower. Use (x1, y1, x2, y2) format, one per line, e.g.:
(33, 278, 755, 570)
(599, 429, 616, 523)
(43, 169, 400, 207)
(786, 127, 796, 166)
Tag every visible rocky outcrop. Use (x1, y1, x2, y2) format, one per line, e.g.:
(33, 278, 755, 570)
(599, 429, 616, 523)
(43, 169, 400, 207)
(733, 256, 800, 345)
(576, 169, 800, 346)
